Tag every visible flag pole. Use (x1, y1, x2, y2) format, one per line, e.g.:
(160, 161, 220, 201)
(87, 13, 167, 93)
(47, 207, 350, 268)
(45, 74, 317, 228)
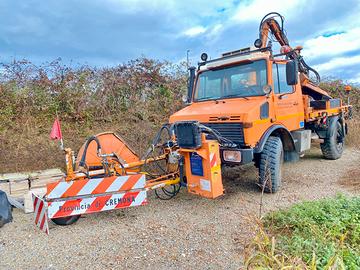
(55, 110, 64, 150)
(60, 138, 64, 151)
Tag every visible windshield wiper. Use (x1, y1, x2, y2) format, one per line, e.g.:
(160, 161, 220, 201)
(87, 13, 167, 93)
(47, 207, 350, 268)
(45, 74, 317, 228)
(195, 97, 221, 101)
(221, 94, 249, 100)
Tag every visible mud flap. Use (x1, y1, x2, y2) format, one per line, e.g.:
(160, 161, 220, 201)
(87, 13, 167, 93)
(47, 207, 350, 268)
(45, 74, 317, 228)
(32, 193, 49, 235)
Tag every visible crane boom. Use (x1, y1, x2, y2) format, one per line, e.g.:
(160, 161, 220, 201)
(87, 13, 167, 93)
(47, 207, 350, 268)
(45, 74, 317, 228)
(254, 12, 289, 49)
(254, 12, 321, 85)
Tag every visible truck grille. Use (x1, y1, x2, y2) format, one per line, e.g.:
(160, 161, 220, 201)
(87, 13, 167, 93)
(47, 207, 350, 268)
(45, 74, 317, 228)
(202, 123, 245, 146)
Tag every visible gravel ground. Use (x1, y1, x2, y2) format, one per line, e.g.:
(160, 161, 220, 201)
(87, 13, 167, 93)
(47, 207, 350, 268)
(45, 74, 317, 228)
(1, 147, 360, 270)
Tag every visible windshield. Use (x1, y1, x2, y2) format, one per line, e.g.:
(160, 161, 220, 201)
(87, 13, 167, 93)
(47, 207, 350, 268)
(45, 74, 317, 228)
(194, 59, 267, 101)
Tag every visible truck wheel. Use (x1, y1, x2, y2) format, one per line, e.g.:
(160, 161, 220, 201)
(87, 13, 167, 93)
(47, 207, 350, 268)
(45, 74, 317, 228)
(320, 121, 344, 160)
(51, 215, 81, 226)
(259, 136, 283, 193)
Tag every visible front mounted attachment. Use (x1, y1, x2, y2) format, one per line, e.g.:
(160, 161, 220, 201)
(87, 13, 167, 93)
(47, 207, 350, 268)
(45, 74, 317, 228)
(174, 121, 224, 199)
(33, 121, 226, 234)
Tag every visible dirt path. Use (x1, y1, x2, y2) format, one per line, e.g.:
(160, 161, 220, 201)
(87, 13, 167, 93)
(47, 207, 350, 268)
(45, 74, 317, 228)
(1, 147, 360, 270)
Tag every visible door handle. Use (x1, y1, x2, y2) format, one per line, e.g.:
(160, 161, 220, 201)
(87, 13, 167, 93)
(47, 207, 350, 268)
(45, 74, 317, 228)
(293, 102, 299, 105)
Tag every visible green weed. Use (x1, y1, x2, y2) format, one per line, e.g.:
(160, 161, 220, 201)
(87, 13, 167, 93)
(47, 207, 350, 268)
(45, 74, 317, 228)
(246, 195, 360, 269)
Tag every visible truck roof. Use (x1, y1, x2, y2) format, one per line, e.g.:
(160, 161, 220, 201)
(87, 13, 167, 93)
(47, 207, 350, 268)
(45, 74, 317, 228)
(199, 47, 271, 71)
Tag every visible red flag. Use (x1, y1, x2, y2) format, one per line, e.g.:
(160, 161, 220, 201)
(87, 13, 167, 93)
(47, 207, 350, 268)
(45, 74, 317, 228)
(50, 118, 62, 140)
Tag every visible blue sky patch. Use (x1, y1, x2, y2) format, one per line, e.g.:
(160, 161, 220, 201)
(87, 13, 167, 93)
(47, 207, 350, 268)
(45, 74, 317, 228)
(0, 0, 359, 83)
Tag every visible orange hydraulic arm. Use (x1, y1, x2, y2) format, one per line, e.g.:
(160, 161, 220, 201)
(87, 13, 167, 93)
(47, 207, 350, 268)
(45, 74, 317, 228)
(254, 12, 321, 86)
(254, 12, 289, 49)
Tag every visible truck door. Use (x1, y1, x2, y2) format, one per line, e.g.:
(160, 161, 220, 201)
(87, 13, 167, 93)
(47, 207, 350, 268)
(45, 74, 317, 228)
(272, 62, 304, 131)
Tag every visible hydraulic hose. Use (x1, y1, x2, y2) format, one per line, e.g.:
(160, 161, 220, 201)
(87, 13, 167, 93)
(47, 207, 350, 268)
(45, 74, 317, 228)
(79, 135, 102, 167)
(298, 56, 321, 85)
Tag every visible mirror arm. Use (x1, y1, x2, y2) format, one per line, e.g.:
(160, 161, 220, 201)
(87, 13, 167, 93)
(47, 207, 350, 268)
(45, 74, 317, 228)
(187, 67, 196, 103)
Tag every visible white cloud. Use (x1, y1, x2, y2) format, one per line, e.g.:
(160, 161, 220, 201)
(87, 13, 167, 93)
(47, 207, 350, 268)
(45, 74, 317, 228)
(314, 55, 360, 72)
(303, 28, 360, 59)
(206, 24, 223, 38)
(183, 26, 207, 37)
(231, 0, 306, 22)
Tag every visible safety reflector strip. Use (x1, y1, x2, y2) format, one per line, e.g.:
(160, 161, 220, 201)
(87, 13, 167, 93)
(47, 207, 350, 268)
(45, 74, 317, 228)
(32, 193, 49, 235)
(210, 152, 217, 168)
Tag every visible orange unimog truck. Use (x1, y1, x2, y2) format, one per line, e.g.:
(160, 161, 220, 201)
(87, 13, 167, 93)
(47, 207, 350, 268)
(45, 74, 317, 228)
(169, 12, 352, 193)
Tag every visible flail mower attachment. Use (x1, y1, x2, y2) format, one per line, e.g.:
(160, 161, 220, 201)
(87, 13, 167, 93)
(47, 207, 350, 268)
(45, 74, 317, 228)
(33, 122, 228, 234)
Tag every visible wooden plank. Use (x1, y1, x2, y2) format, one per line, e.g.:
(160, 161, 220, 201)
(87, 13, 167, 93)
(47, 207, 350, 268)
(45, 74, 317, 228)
(0, 172, 29, 182)
(30, 177, 63, 189)
(29, 168, 63, 179)
(0, 168, 64, 213)
(9, 179, 30, 198)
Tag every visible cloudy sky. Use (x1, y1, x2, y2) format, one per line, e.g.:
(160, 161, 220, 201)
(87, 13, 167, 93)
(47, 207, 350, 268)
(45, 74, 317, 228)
(1, 0, 360, 82)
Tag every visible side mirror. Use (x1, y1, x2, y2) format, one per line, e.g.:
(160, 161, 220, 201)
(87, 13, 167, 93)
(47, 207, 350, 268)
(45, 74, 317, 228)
(286, 60, 298, 85)
(186, 67, 196, 104)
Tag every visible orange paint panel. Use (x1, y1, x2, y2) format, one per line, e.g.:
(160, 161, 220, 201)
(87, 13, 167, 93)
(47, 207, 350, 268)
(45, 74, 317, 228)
(119, 175, 141, 191)
(75, 132, 140, 170)
(91, 176, 116, 194)
(61, 180, 88, 198)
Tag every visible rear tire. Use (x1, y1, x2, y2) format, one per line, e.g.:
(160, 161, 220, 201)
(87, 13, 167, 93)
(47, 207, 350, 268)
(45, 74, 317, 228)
(51, 215, 81, 226)
(320, 121, 344, 160)
(258, 136, 283, 193)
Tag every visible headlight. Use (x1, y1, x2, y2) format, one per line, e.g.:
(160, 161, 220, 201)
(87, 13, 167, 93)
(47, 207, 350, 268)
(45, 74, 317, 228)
(223, 150, 241, 163)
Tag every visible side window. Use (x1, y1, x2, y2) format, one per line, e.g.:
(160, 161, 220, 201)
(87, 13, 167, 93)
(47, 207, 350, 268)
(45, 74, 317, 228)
(196, 76, 221, 99)
(272, 63, 293, 94)
(272, 64, 280, 94)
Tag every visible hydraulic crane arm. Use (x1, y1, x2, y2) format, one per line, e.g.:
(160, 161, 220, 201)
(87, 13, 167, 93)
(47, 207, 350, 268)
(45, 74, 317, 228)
(254, 12, 321, 86)
(254, 12, 289, 49)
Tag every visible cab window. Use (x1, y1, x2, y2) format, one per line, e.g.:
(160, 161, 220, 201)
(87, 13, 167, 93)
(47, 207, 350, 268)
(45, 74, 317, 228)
(272, 63, 293, 94)
(197, 76, 221, 99)
(194, 59, 267, 101)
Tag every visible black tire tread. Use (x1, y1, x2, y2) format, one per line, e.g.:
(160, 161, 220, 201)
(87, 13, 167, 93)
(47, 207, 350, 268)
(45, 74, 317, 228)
(320, 121, 344, 160)
(259, 136, 283, 193)
(51, 215, 81, 226)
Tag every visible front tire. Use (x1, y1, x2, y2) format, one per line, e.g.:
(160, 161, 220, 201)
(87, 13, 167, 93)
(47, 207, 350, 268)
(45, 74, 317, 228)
(51, 215, 81, 226)
(320, 120, 344, 160)
(258, 136, 283, 193)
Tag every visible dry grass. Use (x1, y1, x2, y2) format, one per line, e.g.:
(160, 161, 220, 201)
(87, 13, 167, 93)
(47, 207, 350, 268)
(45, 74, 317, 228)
(0, 58, 187, 173)
(346, 119, 360, 148)
(0, 115, 163, 173)
(244, 220, 310, 269)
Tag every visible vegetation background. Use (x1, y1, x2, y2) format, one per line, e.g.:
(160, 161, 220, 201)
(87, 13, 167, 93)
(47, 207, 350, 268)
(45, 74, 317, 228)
(0, 58, 359, 173)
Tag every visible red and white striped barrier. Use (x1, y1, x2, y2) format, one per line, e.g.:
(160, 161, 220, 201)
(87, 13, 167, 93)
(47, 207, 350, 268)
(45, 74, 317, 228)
(32, 193, 49, 235)
(32, 175, 147, 234)
(46, 174, 145, 199)
(47, 190, 147, 219)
